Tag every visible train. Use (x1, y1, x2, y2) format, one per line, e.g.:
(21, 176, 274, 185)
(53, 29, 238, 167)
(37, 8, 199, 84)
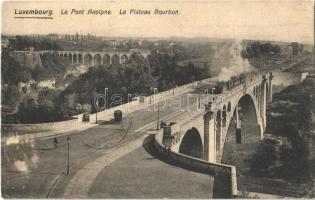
(213, 73, 248, 94)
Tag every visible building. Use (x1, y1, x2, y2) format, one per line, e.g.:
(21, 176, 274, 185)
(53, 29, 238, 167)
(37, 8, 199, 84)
(1, 37, 9, 48)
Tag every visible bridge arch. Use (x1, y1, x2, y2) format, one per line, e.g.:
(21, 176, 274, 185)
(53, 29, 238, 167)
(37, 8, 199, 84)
(102, 54, 110, 65)
(111, 54, 120, 65)
(221, 92, 262, 164)
(266, 81, 269, 97)
(179, 127, 203, 159)
(78, 54, 83, 64)
(84, 54, 92, 66)
(60, 54, 66, 63)
(68, 54, 73, 64)
(222, 105, 227, 127)
(52, 53, 59, 63)
(73, 54, 77, 64)
(120, 54, 128, 64)
(93, 54, 102, 66)
(227, 102, 232, 112)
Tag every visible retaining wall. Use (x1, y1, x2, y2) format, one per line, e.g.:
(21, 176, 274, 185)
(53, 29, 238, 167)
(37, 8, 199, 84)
(2, 118, 81, 137)
(153, 129, 238, 198)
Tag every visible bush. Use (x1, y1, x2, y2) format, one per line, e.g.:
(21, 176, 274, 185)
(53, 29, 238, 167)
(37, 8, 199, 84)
(250, 138, 282, 176)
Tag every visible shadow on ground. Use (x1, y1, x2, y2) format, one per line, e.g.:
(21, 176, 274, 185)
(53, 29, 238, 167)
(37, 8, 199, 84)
(142, 134, 232, 198)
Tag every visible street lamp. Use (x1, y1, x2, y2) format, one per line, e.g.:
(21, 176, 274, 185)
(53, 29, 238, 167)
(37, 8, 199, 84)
(157, 104, 160, 130)
(66, 136, 71, 175)
(149, 87, 154, 104)
(154, 88, 160, 130)
(211, 88, 216, 102)
(204, 89, 209, 103)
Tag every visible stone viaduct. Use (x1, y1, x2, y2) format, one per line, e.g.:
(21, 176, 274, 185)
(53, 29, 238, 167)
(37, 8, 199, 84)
(14, 49, 151, 66)
(162, 72, 273, 164)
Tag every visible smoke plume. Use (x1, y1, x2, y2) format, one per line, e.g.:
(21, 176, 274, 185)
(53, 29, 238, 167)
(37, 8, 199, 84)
(217, 39, 253, 81)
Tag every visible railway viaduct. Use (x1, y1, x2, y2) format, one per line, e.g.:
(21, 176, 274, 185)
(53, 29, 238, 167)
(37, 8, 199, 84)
(14, 49, 150, 66)
(160, 72, 273, 163)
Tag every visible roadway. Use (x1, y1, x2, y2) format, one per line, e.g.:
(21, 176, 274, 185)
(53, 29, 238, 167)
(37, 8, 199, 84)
(87, 136, 213, 199)
(2, 90, 214, 198)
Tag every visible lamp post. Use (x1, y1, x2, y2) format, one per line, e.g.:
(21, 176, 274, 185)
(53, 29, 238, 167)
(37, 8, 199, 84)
(211, 88, 216, 102)
(157, 104, 160, 130)
(204, 89, 209, 104)
(149, 87, 154, 104)
(66, 136, 71, 175)
(95, 98, 98, 124)
(154, 88, 160, 130)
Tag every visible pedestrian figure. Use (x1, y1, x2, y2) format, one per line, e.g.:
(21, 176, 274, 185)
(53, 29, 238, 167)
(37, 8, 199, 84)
(160, 121, 166, 128)
(53, 137, 58, 148)
(167, 146, 171, 156)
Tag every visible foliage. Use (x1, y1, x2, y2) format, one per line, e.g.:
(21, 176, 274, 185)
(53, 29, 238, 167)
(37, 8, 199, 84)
(254, 83, 314, 179)
(243, 42, 281, 58)
(2, 37, 211, 123)
(1, 49, 32, 85)
(15, 89, 66, 123)
(2, 85, 22, 108)
(250, 138, 282, 176)
(9, 35, 62, 51)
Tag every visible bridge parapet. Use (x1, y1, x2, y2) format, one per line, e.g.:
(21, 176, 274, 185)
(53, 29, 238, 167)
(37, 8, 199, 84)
(208, 76, 263, 113)
(153, 127, 238, 198)
(14, 49, 151, 66)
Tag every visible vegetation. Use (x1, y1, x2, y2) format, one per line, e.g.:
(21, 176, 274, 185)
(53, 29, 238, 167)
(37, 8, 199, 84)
(1, 50, 32, 85)
(1, 36, 210, 123)
(8, 35, 62, 51)
(250, 84, 314, 180)
(243, 41, 281, 58)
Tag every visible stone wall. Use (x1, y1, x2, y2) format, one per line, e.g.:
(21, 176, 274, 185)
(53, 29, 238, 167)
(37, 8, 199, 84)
(153, 130, 238, 198)
(1, 118, 82, 139)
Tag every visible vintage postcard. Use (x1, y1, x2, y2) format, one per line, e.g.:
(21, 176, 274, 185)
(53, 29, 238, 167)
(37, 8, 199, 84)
(1, 0, 314, 198)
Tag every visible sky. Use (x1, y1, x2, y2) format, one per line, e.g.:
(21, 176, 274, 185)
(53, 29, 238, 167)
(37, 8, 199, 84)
(2, 0, 314, 44)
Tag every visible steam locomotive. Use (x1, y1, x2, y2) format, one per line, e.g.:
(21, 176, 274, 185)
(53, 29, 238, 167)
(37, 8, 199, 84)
(213, 73, 247, 94)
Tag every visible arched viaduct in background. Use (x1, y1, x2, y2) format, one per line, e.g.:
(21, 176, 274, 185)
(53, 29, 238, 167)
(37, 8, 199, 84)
(14, 50, 150, 66)
(166, 72, 273, 164)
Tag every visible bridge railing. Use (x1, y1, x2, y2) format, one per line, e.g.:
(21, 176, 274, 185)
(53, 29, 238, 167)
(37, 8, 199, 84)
(209, 76, 263, 111)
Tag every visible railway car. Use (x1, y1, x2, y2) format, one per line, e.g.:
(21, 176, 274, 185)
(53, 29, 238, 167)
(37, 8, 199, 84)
(213, 73, 248, 94)
(214, 81, 226, 94)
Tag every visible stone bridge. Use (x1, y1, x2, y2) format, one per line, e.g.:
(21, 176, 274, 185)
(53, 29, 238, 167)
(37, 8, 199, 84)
(14, 49, 150, 66)
(161, 72, 273, 164)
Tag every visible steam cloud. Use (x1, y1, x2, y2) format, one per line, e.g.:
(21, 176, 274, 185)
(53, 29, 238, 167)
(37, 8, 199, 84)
(217, 39, 253, 81)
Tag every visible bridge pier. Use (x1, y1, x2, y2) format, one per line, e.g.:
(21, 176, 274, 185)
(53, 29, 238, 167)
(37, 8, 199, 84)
(268, 72, 273, 102)
(233, 105, 243, 144)
(76, 54, 79, 64)
(100, 55, 104, 65)
(82, 54, 85, 65)
(204, 111, 216, 162)
(257, 117, 264, 139)
(71, 53, 74, 64)
(215, 112, 223, 162)
(260, 76, 267, 130)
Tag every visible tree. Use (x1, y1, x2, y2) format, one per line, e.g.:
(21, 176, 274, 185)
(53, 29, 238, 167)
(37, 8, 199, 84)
(250, 138, 282, 176)
(1, 49, 32, 85)
(2, 85, 22, 108)
(16, 96, 39, 123)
